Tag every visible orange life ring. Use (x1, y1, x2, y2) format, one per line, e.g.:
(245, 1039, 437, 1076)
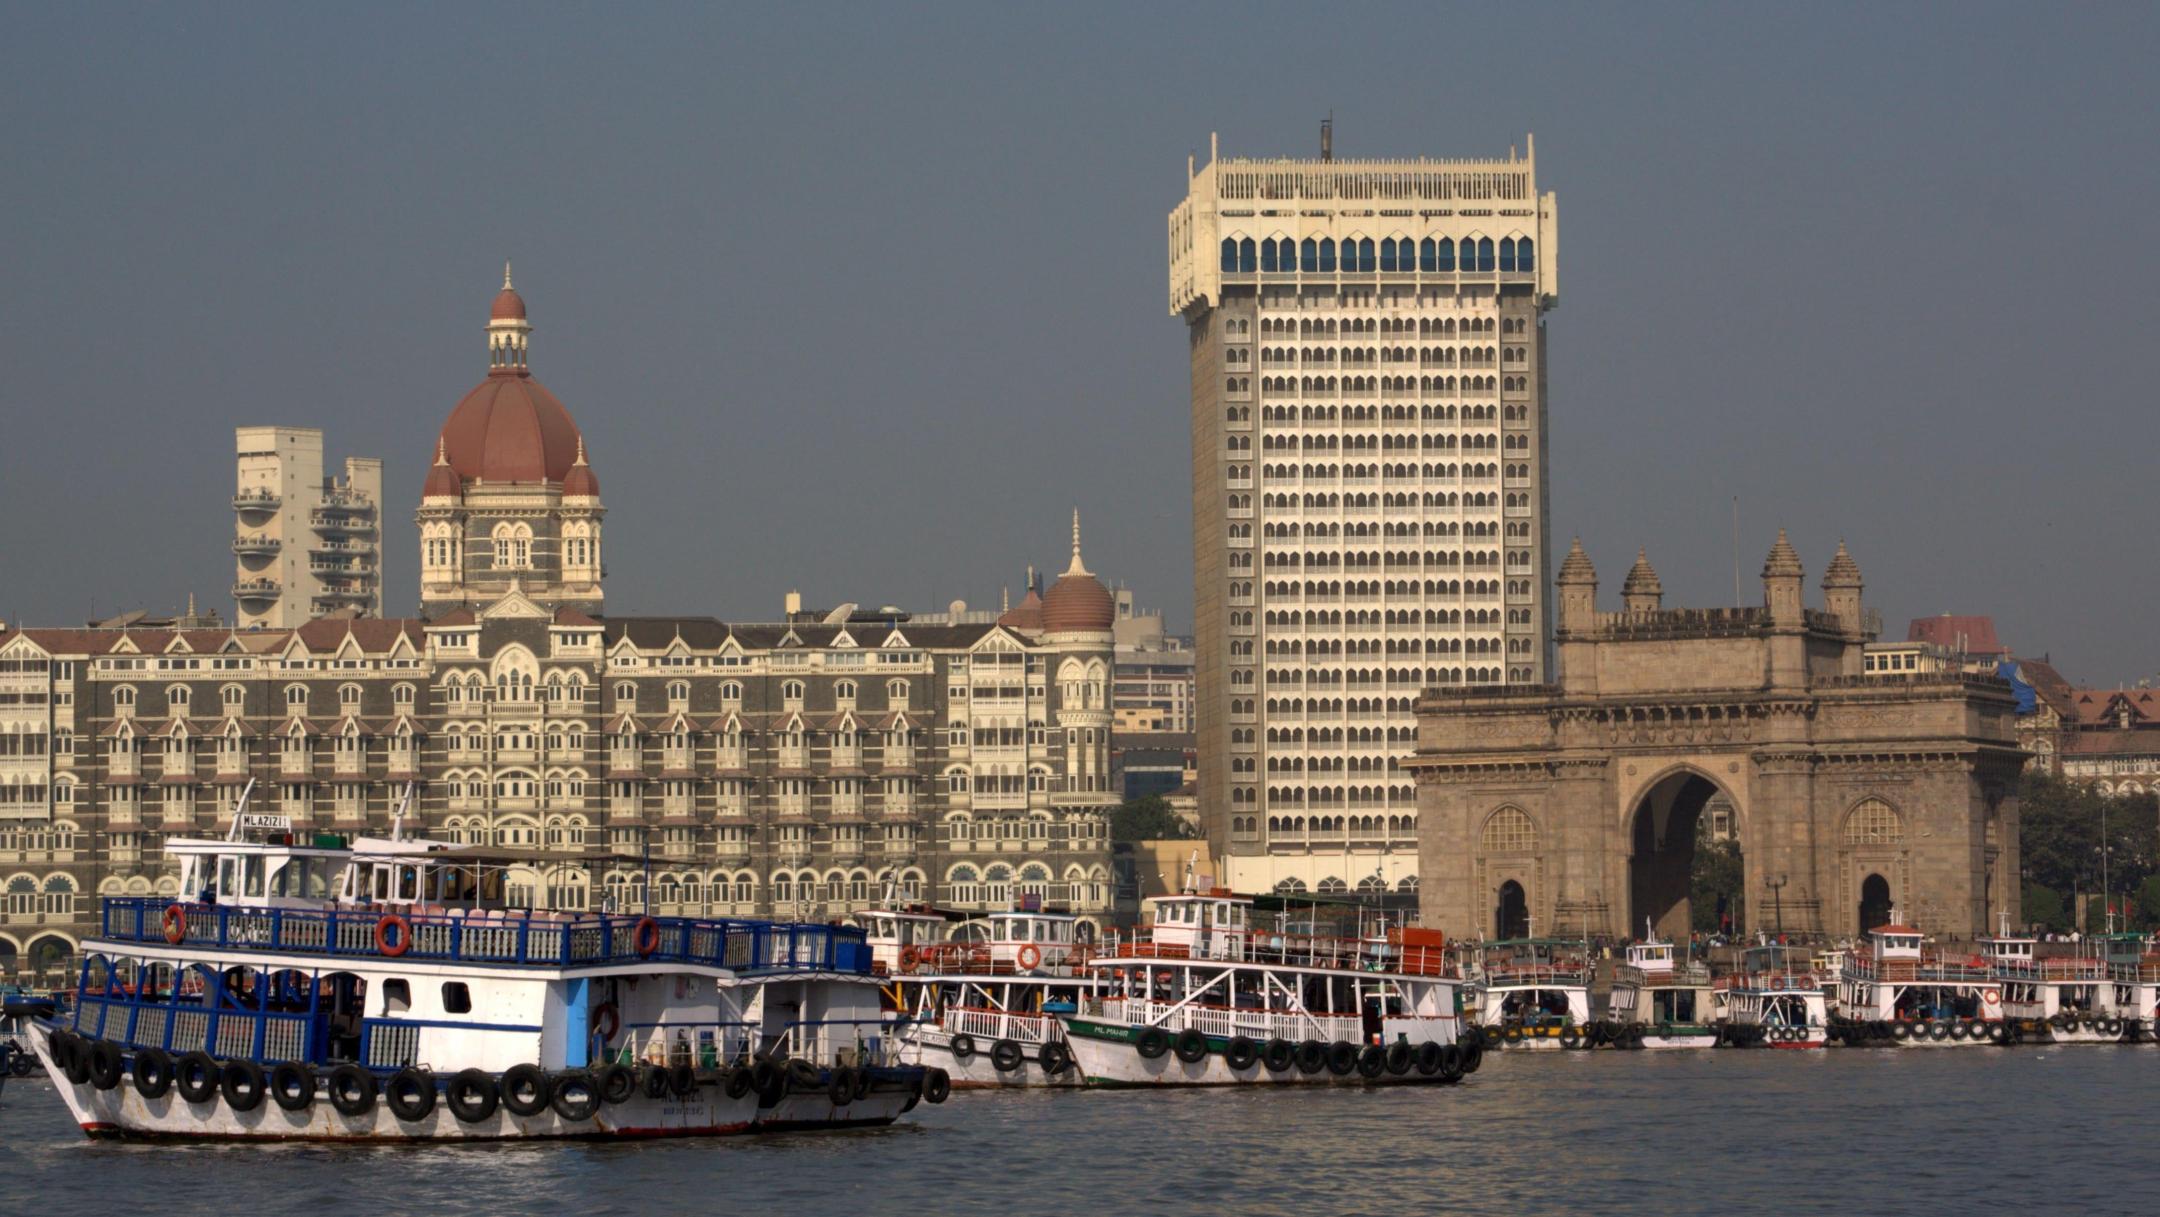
(1016, 943, 1043, 971)
(375, 913, 412, 957)
(1983, 989, 2002, 1005)
(634, 916, 661, 958)
(899, 945, 921, 973)
(162, 904, 187, 946)
(593, 1001, 621, 1042)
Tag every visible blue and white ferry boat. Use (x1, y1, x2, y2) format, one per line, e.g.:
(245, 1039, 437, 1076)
(24, 808, 947, 1141)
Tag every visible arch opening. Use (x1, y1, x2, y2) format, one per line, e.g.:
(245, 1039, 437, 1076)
(1494, 879, 1529, 940)
(1859, 872, 1892, 934)
(1628, 772, 1741, 941)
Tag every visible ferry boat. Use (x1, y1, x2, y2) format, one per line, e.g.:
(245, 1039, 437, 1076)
(1989, 926, 2159, 1045)
(1461, 937, 1593, 1050)
(25, 809, 947, 1140)
(2098, 932, 2160, 1041)
(857, 901, 1096, 1088)
(1599, 933, 1718, 1050)
(1719, 941, 1830, 1047)
(1832, 921, 2005, 1047)
(1059, 890, 1477, 1086)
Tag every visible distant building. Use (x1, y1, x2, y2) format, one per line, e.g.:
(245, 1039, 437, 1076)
(1111, 730, 1196, 804)
(1906, 614, 2012, 663)
(1111, 588, 1195, 734)
(234, 427, 382, 627)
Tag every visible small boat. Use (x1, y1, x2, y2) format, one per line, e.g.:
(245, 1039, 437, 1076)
(1060, 889, 1478, 1086)
(1990, 924, 2159, 1045)
(2098, 932, 2160, 1041)
(1720, 940, 1831, 1048)
(1832, 920, 2004, 1047)
(857, 899, 1097, 1088)
(25, 797, 946, 1141)
(1599, 933, 1718, 1050)
(1461, 937, 1593, 1050)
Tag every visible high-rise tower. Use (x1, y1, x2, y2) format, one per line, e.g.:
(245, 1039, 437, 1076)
(233, 427, 382, 627)
(1170, 132, 1558, 896)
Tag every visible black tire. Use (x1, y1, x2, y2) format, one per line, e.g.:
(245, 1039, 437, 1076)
(751, 1058, 785, 1108)
(327, 1064, 377, 1117)
(270, 1061, 316, 1112)
(385, 1068, 436, 1122)
(1459, 1038, 1485, 1074)
(1947, 1021, 1968, 1042)
(501, 1063, 551, 1118)
(668, 1062, 697, 1097)
(133, 1047, 175, 1100)
(949, 1032, 977, 1063)
(1987, 1021, 2010, 1045)
(715, 1063, 748, 1099)
(447, 1068, 499, 1123)
(990, 1038, 1026, 1073)
(1356, 1044, 1387, 1079)
(1225, 1035, 1261, 1071)
(176, 1051, 220, 1103)
(1414, 1041, 1445, 1076)
(6, 1044, 30, 1077)
(853, 1066, 873, 1102)
(1383, 1040, 1413, 1076)
(1558, 1026, 1583, 1050)
(785, 1059, 822, 1092)
(1890, 1021, 1912, 1041)
(89, 1040, 125, 1090)
(62, 1033, 94, 1086)
(1502, 1025, 1523, 1044)
(1135, 1028, 1170, 1060)
(1439, 1043, 1466, 1083)
(1262, 1038, 1296, 1072)
(642, 1064, 671, 1100)
(1038, 1040, 1074, 1075)
(1326, 1041, 1358, 1076)
(1928, 1021, 1951, 1042)
(828, 1066, 858, 1106)
(550, 1072, 599, 1122)
(923, 1066, 952, 1104)
(46, 1030, 75, 1077)
(1295, 1040, 1328, 1074)
(1173, 1028, 1210, 1064)
(594, 1062, 636, 1105)
(221, 1058, 267, 1112)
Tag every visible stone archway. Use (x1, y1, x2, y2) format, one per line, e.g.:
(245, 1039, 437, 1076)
(1627, 769, 1735, 941)
(1859, 872, 1892, 933)
(1495, 880, 1529, 939)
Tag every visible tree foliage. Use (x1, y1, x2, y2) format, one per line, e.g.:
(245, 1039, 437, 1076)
(2018, 773, 2159, 914)
(1690, 818, 1744, 933)
(1110, 794, 1196, 843)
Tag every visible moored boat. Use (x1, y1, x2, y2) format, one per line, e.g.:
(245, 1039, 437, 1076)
(1598, 934, 1718, 1050)
(27, 811, 947, 1141)
(1461, 937, 1593, 1050)
(1720, 941, 1831, 1048)
(1832, 922, 2004, 1047)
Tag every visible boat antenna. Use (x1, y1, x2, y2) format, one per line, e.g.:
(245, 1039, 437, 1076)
(225, 777, 256, 842)
(390, 781, 414, 841)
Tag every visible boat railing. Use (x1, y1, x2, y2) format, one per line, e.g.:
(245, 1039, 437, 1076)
(1719, 970, 1821, 993)
(1080, 994, 1363, 1044)
(608, 1020, 763, 1069)
(70, 990, 312, 1064)
(1616, 962, 1711, 987)
(98, 897, 871, 977)
(1480, 962, 1591, 986)
(770, 1017, 901, 1069)
(1096, 929, 1459, 977)
(1993, 957, 2109, 982)
(2107, 958, 2160, 983)
(900, 941, 1094, 977)
(939, 1005, 1059, 1045)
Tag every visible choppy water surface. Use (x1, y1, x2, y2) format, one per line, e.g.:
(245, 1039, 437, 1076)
(3, 1048, 2153, 1217)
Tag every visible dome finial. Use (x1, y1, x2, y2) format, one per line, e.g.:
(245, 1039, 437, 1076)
(503, 260, 513, 290)
(573, 436, 587, 466)
(434, 436, 449, 466)
(1066, 509, 1091, 576)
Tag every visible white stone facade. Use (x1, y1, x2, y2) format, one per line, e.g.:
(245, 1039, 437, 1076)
(233, 427, 383, 627)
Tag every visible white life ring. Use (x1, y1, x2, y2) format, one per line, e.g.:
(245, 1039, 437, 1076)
(1982, 988, 2002, 1005)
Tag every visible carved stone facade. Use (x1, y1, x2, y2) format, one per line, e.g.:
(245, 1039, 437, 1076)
(1409, 536, 2026, 941)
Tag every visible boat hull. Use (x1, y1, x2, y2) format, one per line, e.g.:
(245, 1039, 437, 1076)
(29, 1025, 916, 1142)
(1060, 1019, 1468, 1088)
(898, 1025, 1082, 1089)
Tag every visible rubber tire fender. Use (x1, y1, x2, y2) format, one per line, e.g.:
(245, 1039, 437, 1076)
(751, 1059, 785, 1108)
(594, 1062, 636, 1106)
(1459, 1038, 1485, 1074)
(827, 1066, 858, 1106)
(668, 1062, 697, 1098)
(1134, 1028, 1170, 1060)
(990, 1038, 1026, 1073)
(1295, 1040, 1328, 1074)
(1383, 1040, 1413, 1076)
(270, 1061, 317, 1112)
(1890, 1021, 1912, 1041)
(1173, 1028, 1210, 1064)
(1224, 1035, 1261, 1071)
(132, 1046, 176, 1100)
(446, 1068, 499, 1124)
(922, 1066, 952, 1104)
(949, 1032, 978, 1063)
(221, 1058, 268, 1112)
(785, 1059, 823, 1092)
(1326, 1041, 1359, 1076)
(1356, 1044, 1387, 1079)
(550, 1072, 600, 1122)
(500, 1063, 552, 1118)
(1558, 1026, 1583, 1050)
(723, 1065, 754, 1100)
(326, 1064, 378, 1117)
(385, 1067, 437, 1122)
(1413, 1041, 1445, 1076)
(63, 1033, 95, 1086)
(89, 1039, 126, 1091)
(1038, 1039, 1075, 1076)
(642, 1064, 672, 1100)
(176, 1050, 219, 1102)
(1262, 1038, 1297, 1073)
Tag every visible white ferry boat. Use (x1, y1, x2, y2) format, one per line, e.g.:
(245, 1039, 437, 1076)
(1461, 937, 1593, 1050)
(1059, 890, 1477, 1086)
(2098, 932, 2160, 1041)
(1989, 926, 2159, 1045)
(1719, 941, 1830, 1048)
(27, 815, 946, 1140)
(1600, 934, 1718, 1050)
(1832, 922, 2004, 1047)
(856, 901, 1096, 1088)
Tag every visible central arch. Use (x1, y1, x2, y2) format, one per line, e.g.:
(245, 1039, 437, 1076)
(1494, 880, 1529, 939)
(1858, 872, 1892, 933)
(1627, 769, 1737, 941)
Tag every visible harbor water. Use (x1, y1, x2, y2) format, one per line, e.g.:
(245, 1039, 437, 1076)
(3, 1047, 2154, 1216)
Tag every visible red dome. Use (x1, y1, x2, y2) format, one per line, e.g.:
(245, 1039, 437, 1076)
(438, 374, 584, 485)
(998, 586, 1044, 631)
(491, 287, 527, 320)
(421, 451, 463, 499)
(561, 443, 600, 497)
(1042, 571, 1114, 633)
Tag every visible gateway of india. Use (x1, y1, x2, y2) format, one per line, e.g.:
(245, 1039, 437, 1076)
(1409, 532, 2025, 941)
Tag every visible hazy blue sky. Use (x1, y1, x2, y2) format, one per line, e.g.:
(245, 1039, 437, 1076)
(4, 5, 2157, 683)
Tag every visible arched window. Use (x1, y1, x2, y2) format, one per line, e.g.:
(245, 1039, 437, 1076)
(1380, 237, 1399, 272)
(1221, 237, 1238, 272)
(1843, 799, 1905, 845)
(1434, 237, 1454, 272)
(1261, 238, 1281, 272)
(1498, 237, 1516, 272)
(1317, 876, 1347, 894)
(1476, 237, 1495, 272)
(1480, 806, 1537, 854)
(1238, 237, 1256, 272)
(1356, 237, 1374, 272)
(1516, 237, 1534, 272)
(1318, 237, 1336, 272)
(1300, 237, 1318, 273)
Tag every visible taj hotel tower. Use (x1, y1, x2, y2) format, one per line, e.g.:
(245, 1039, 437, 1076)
(1170, 130, 1559, 896)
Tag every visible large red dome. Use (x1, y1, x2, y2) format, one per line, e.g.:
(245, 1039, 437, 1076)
(438, 374, 584, 485)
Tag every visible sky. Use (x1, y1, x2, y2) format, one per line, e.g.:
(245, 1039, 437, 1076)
(3, 4, 2158, 684)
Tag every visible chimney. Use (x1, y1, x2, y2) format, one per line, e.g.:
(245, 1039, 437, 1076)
(784, 590, 801, 616)
(1321, 115, 1333, 162)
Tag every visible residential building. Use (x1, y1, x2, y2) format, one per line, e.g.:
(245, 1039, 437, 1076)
(1170, 132, 1559, 894)
(233, 428, 382, 627)
(1111, 587, 1197, 734)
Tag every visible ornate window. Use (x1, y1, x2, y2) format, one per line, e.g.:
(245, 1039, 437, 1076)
(1843, 799, 1905, 846)
(1480, 806, 1537, 854)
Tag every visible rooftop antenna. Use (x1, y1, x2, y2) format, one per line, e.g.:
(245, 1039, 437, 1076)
(1320, 113, 1333, 162)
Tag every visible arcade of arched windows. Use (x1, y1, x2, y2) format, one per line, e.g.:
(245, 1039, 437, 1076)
(1222, 234, 1535, 276)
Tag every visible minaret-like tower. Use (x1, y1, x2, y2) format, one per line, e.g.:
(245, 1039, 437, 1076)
(1621, 548, 1663, 614)
(1821, 540, 1865, 638)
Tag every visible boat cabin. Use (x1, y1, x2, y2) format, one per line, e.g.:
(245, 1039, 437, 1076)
(1624, 938, 1676, 977)
(168, 831, 351, 912)
(1868, 923, 1925, 961)
(1148, 890, 1252, 961)
(980, 911, 1084, 971)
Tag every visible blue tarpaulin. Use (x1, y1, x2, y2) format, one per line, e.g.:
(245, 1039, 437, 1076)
(1997, 661, 2037, 714)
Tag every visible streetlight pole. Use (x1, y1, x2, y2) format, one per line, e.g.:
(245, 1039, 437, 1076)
(1765, 873, 1789, 938)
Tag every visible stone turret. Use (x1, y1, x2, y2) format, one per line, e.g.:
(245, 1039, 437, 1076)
(1621, 548, 1662, 614)
(1762, 529, 1804, 628)
(1556, 538, 1597, 634)
(1821, 540, 1865, 637)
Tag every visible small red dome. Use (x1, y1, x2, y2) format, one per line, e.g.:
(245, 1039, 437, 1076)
(1042, 571, 1114, 633)
(438, 375, 584, 484)
(998, 586, 1044, 631)
(491, 286, 527, 321)
(421, 448, 463, 499)
(561, 442, 600, 498)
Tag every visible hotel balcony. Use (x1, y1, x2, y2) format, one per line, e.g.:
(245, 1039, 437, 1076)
(233, 489, 280, 513)
(232, 535, 281, 558)
(309, 510, 376, 535)
(232, 578, 280, 603)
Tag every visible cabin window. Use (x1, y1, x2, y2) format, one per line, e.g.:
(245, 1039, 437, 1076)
(442, 982, 472, 1014)
(383, 979, 412, 1014)
(398, 866, 421, 902)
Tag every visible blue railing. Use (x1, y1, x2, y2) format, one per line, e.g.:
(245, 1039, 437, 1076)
(99, 898, 872, 977)
(71, 993, 312, 1062)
